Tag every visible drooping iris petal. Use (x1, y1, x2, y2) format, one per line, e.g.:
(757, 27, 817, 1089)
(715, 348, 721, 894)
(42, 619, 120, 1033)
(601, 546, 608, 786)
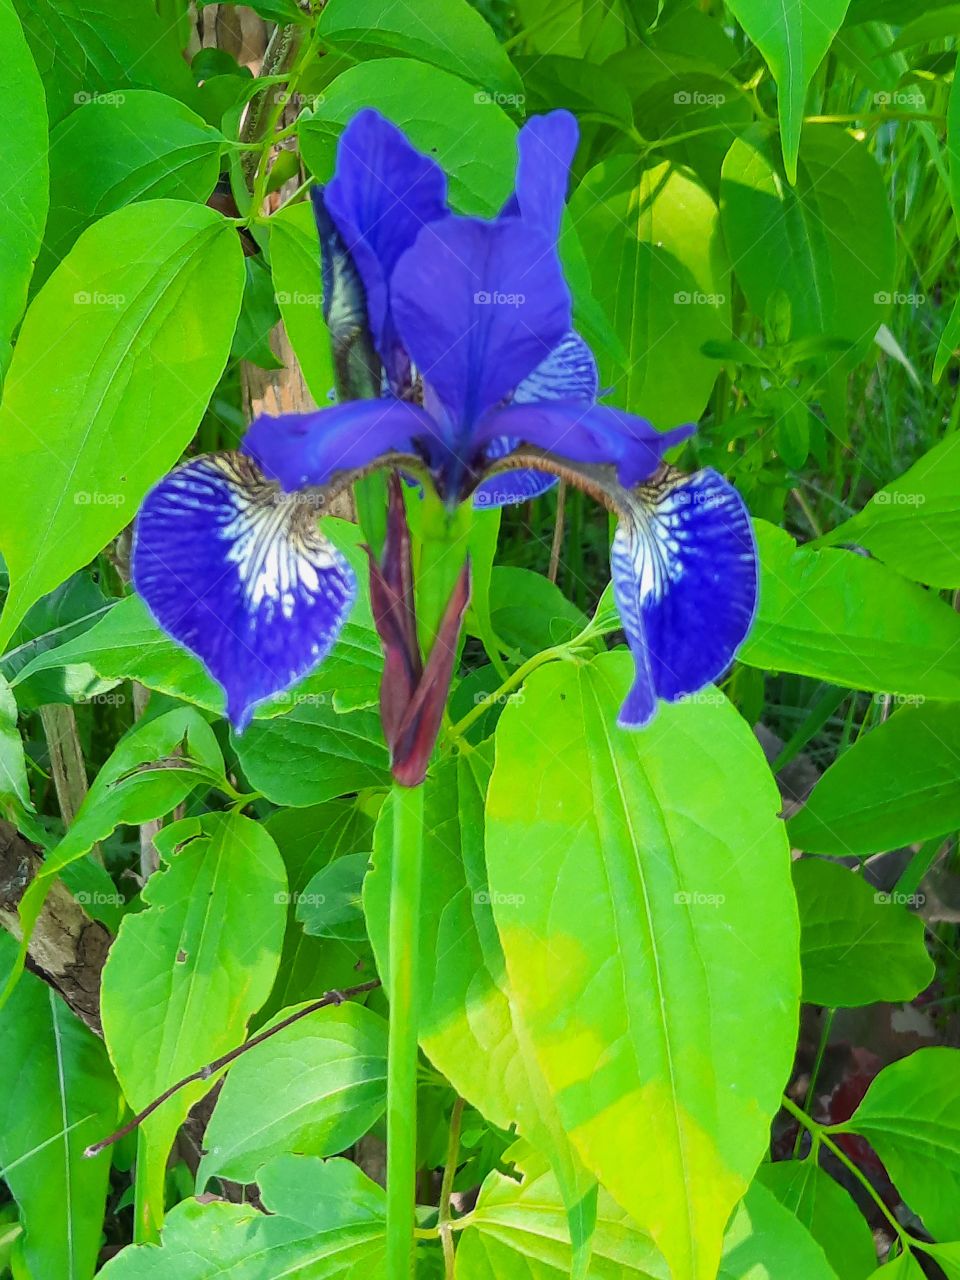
(132, 454, 356, 731)
(391, 217, 571, 451)
(501, 108, 579, 239)
(610, 468, 758, 727)
(322, 108, 448, 382)
(242, 397, 438, 491)
(473, 329, 598, 507)
(476, 399, 694, 489)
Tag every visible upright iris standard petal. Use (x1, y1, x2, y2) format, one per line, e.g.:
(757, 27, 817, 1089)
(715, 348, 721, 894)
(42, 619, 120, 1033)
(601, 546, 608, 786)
(473, 329, 598, 507)
(610, 468, 758, 727)
(501, 109, 579, 239)
(311, 188, 381, 400)
(132, 454, 356, 731)
(322, 108, 448, 381)
(243, 397, 438, 492)
(391, 217, 572, 452)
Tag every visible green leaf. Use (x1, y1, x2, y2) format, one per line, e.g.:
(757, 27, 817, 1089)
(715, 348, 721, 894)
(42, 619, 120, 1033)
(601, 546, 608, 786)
(11, 0, 198, 126)
(840, 1047, 960, 1241)
(864, 1254, 926, 1280)
(485, 652, 800, 1280)
(235, 701, 389, 807)
(258, 801, 376, 1025)
(740, 523, 960, 699)
(888, 7, 960, 50)
(298, 852, 370, 941)
(757, 1160, 877, 1279)
(268, 201, 336, 405)
(792, 859, 933, 1006)
(0, 1, 48, 354)
(720, 127, 895, 359)
(299, 59, 517, 216)
(12, 522, 382, 719)
(485, 567, 589, 660)
(38, 91, 224, 290)
(512, 0, 637, 60)
(101, 811, 286, 1237)
(0, 936, 120, 1280)
(455, 1150, 666, 1278)
(319, 0, 523, 99)
(98, 1154, 387, 1276)
(820, 430, 960, 587)
(0, 201, 245, 648)
(724, 1, 853, 182)
(198, 1001, 387, 1186)
(789, 702, 960, 856)
(719, 1182, 838, 1279)
(0, 674, 29, 810)
(569, 155, 729, 428)
(935, 293, 960, 382)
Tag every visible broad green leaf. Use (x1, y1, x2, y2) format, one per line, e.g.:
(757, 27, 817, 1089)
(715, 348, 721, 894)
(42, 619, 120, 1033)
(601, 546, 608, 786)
(0, 201, 245, 648)
(864, 1254, 926, 1280)
(299, 59, 517, 216)
(198, 1002, 387, 1185)
(38, 91, 224, 289)
(319, 0, 522, 99)
(569, 155, 729, 428)
(11, 525, 381, 717)
(1, 571, 112, 707)
(740, 523, 960, 699)
(455, 1151, 666, 1278)
(234, 700, 389, 806)
(721, 127, 895, 359)
(486, 566, 589, 660)
(512, 0, 638, 60)
(98, 1154, 386, 1277)
(365, 750, 599, 1272)
(0, 936, 120, 1280)
(11, 0, 198, 125)
(101, 811, 286, 1237)
(789, 702, 960, 856)
(485, 652, 800, 1280)
(792, 859, 933, 1006)
(259, 801, 376, 1025)
(0, 674, 29, 810)
(841, 1048, 960, 1241)
(757, 1160, 876, 1279)
(819, 432, 960, 587)
(0, 1, 48, 354)
(888, 8, 960, 50)
(935, 293, 960, 383)
(268, 201, 336, 405)
(719, 1182, 838, 1279)
(298, 852, 370, 941)
(949, 62, 960, 232)
(725, 1, 852, 182)
(924, 1242, 960, 1279)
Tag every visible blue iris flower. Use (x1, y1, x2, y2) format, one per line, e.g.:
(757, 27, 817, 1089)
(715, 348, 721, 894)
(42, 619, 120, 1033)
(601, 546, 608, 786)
(133, 108, 758, 735)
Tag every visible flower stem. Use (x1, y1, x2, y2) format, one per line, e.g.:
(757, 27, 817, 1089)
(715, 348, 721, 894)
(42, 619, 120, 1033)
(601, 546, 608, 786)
(386, 780, 425, 1278)
(439, 1096, 465, 1277)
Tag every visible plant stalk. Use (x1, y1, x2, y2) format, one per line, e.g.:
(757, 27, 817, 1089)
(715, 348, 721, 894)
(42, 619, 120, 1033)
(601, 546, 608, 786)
(386, 781, 425, 1278)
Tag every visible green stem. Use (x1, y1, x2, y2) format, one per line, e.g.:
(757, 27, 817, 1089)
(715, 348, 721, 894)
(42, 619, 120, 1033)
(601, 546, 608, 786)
(444, 642, 571, 744)
(782, 1096, 913, 1247)
(386, 781, 425, 1279)
(792, 1008, 835, 1156)
(439, 1096, 465, 1278)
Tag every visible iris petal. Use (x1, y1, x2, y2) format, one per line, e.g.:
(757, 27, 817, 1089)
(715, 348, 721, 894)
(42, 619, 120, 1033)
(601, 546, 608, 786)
(501, 109, 579, 239)
(610, 468, 758, 727)
(242, 398, 438, 492)
(132, 454, 357, 731)
(323, 108, 448, 380)
(473, 329, 598, 508)
(391, 217, 571, 448)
